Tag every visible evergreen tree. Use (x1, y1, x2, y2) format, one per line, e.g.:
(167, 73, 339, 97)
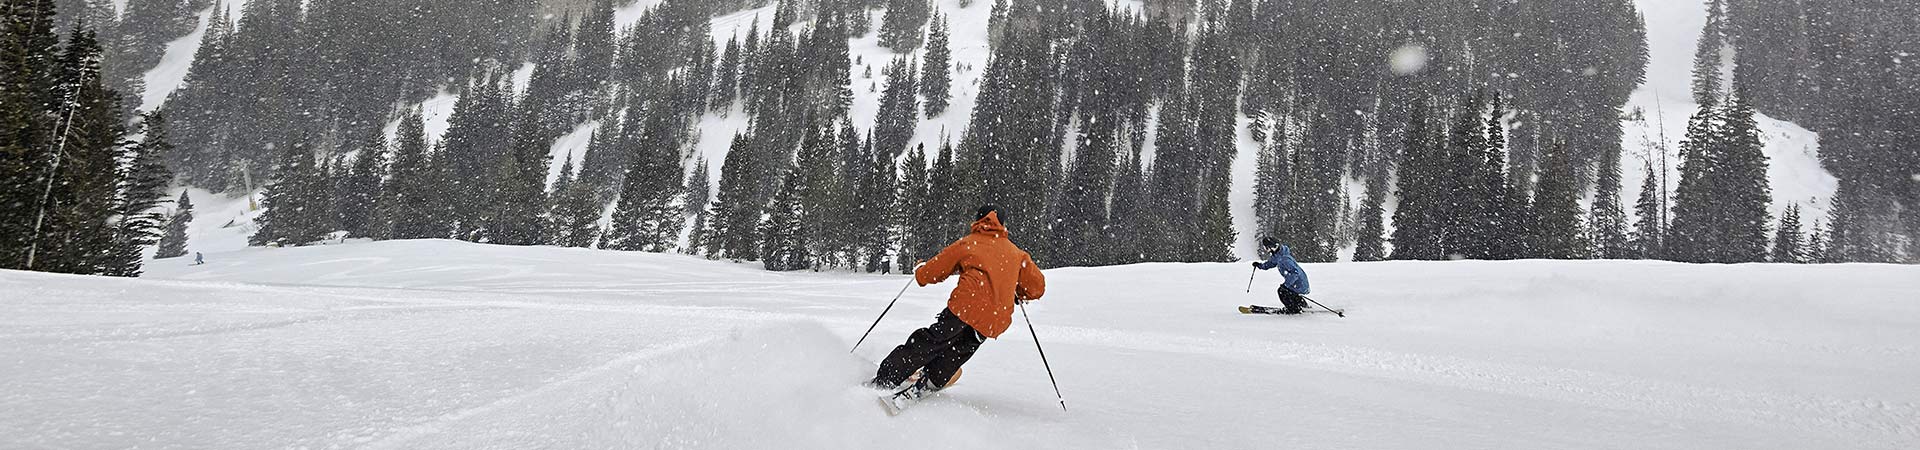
(1390, 100, 1444, 260)
(1770, 204, 1805, 263)
(1353, 175, 1388, 262)
(1692, 0, 1730, 106)
(546, 154, 603, 248)
(710, 133, 764, 259)
(796, 123, 852, 268)
(1054, 114, 1118, 266)
(857, 145, 900, 272)
(1804, 220, 1829, 263)
(686, 157, 712, 218)
(1193, 177, 1237, 262)
(919, 12, 952, 117)
(105, 111, 178, 276)
(873, 56, 920, 154)
(1712, 94, 1775, 262)
(155, 191, 192, 259)
(1630, 161, 1667, 259)
(601, 109, 687, 253)
(487, 95, 555, 246)
(0, 0, 65, 269)
(1671, 93, 1772, 263)
(439, 80, 515, 239)
(712, 35, 741, 112)
(1108, 145, 1151, 264)
(1530, 142, 1591, 259)
(382, 110, 442, 240)
(30, 25, 134, 275)
(1478, 95, 1516, 259)
(877, 0, 931, 51)
(896, 144, 931, 270)
(251, 136, 333, 247)
(1591, 140, 1632, 259)
(759, 168, 809, 271)
(339, 131, 387, 239)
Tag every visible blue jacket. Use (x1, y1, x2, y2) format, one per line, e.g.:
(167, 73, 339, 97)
(1256, 245, 1310, 294)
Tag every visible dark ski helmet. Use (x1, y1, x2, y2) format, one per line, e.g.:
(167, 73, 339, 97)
(976, 204, 1004, 223)
(1260, 236, 1279, 250)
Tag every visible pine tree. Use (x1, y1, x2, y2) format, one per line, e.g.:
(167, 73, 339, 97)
(1441, 95, 1489, 258)
(1630, 161, 1666, 259)
(546, 154, 602, 248)
(601, 108, 687, 253)
(759, 168, 809, 271)
(1770, 204, 1805, 263)
(686, 157, 712, 218)
(1712, 94, 1775, 262)
(1054, 114, 1119, 266)
(712, 35, 741, 112)
(1530, 142, 1591, 259)
(251, 136, 332, 247)
(896, 144, 931, 270)
(440, 80, 515, 239)
(858, 146, 900, 272)
(1353, 175, 1388, 262)
(1390, 100, 1443, 260)
(382, 110, 442, 240)
(873, 56, 920, 154)
(1479, 95, 1515, 259)
(710, 133, 764, 259)
(487, 96, 555, 246)
(796, 123, 851, 268)
(155, 191, 192, 259)
(1591, 142, 1632, 259)
(1193, 177, 1237, 262)
(339, 131, 387, 239)
(1804, 220, 1829, 263)
(1692, 0, 1730, 106)
(0, 0, 65, 269)
(105, 111, 178, 276)
(30, 25, 134, 275)
(877, 0, 931, 51)
(919, 12, 952, 117)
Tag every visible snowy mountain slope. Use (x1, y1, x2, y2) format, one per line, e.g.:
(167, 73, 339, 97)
(1625, 0, 1837, 223)
(131, 0, 1841, 258)
(7, 240, 1918, 448)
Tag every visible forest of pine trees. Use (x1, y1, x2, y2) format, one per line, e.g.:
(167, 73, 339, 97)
(9, 0, 1914, 280)
(3, 2, 177, 276)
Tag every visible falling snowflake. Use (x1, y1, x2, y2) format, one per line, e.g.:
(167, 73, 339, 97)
(1388, 44, 1428, 76)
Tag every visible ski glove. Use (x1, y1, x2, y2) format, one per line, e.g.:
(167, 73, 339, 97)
(1251, 262, 1262, 268)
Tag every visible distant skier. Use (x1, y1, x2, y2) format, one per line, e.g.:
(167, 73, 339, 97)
(192, 252, 204, 266)
(869, 205, 1047, 401)
(1251, 237, 1310, 314)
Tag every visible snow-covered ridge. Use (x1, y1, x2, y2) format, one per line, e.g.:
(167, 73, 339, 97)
(6, 239, 1918, 448)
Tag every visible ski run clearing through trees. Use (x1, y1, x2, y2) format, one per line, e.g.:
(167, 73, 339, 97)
(4, 239, 1918, 448)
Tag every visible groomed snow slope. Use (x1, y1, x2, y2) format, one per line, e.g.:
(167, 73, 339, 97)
(5, 240, 1917, 448)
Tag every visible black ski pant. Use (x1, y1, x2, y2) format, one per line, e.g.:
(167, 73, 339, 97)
(1277, 286, 1307, 312)
(872, 308, 983, 389)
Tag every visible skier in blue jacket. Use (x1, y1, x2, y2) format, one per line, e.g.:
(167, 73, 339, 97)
(1252, 237, 1310, 314)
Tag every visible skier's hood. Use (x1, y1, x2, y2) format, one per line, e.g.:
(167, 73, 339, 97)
(970, 211, 1008, 238)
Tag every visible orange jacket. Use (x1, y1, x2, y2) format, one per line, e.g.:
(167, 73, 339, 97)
(914, 211, 1046, 338)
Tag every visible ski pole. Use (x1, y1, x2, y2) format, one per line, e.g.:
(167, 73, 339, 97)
(1300, 293, 1344, 317)
(1244, 267, 1257, 292)
(851, 277, 917, 354)
(1018, 301, 1067, 412)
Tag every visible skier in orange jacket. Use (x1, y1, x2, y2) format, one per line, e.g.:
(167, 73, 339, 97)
(869, 205, 1046, 396)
